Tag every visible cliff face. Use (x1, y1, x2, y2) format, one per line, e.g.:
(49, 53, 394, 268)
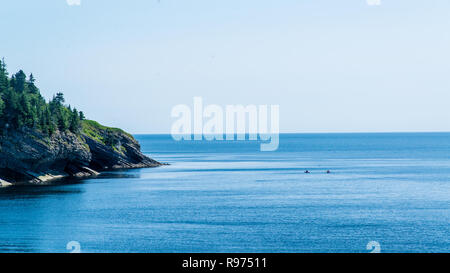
(82, 120, 160, 170)
(0, 121, 161, 185)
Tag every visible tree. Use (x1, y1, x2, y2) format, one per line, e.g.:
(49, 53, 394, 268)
(79, 111, 85, 121)
(42, 106, 56, 135)
(13, 70, 27, 93)
(0, 58, 9, 92)
(18, 93, 33, 127)
(52, 92, 65, 105)
(28, 73, 39, 94)
(2, 87, 20, 128)
(0, 97, 4, 119)
(69, 108, 80, 132)
(28, 73, 35, 84)
(0, 60, 85, 135)
(57, 107, 69, 131)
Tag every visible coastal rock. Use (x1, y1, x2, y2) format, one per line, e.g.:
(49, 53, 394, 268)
(0, 179, 13, 187)
(84, 136, 160, 169)
(0, 128, 91, 184)
(0, 121, 161, 185)
(81, 120, 161, 170)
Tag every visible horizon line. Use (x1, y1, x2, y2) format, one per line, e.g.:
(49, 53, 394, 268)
(131, 131, 450, 135)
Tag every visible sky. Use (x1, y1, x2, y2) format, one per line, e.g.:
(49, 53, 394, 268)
(1, 0, 450, 133)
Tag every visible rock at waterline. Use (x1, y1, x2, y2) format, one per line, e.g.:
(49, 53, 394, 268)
(0, 179, 13, 187)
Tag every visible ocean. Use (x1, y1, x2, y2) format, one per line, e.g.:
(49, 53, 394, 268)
(0, 133, 449, 253)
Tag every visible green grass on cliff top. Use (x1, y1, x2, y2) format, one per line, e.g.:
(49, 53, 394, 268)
(81, 120, 133, 144)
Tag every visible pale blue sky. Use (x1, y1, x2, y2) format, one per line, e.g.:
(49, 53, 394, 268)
(1, 0, 450, 133)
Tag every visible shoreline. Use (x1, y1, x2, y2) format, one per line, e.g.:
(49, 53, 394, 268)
(0, 179, 13, 188)
(0, 163, 168, 188)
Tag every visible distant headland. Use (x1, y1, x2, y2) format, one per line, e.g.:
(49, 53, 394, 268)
(0, 59, 161, 186)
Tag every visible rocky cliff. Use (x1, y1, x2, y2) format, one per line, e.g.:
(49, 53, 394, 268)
(0, 120, 161, 185)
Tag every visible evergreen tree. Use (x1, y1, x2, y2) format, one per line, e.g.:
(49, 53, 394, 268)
(28, 73, 39, 94)
(13, 70, 27, 93)
(18, 93, 32, 127)
(2, 87, 20, 128)
(29, 73, 35, 84)
(0, 97, 4, 119)
(0, 59, 85, 135)
(79, 111, 85, 121)
(0, 58, 9, 92)
(69, 108, 80, 132)
(53, 92, 65, 105)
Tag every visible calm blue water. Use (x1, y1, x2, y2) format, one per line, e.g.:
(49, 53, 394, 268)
(0, 133, 449, 253)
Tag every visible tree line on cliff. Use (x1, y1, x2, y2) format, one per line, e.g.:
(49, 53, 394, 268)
(0, 58, 85, 135)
